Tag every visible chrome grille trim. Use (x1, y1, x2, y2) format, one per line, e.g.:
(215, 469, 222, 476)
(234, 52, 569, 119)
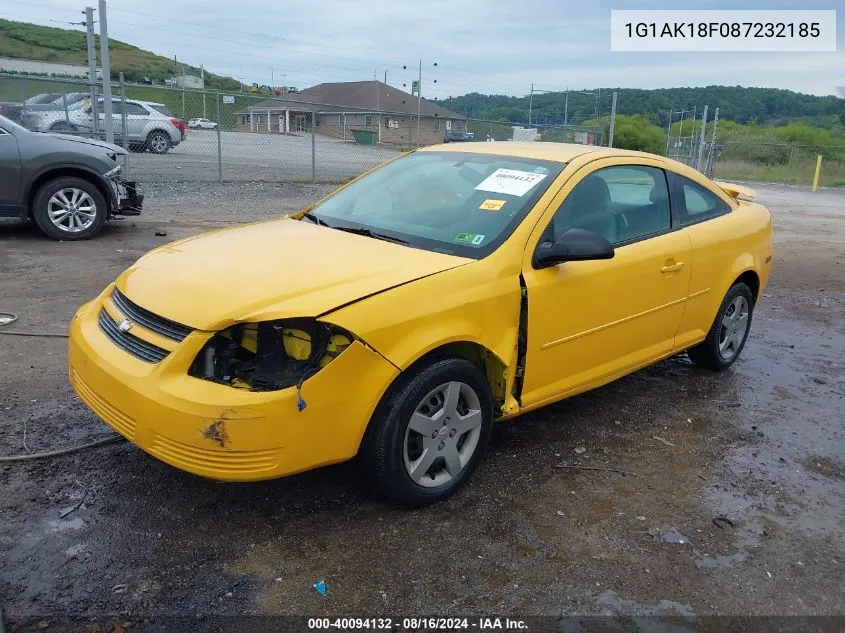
(111, 289, 192, 342)
(98, 309, 169, 363)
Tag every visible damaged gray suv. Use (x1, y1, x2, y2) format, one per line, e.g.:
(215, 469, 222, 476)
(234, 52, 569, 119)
(0, 113, 142, 240)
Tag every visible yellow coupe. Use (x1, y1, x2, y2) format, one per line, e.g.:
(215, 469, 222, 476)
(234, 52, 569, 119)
(68, 143, 773, 505)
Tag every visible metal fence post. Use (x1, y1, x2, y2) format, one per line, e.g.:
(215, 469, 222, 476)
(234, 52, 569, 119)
(608, 91, 617, 148)
(311, 109, 317, 183)
(695, 105, 709, 171)
(119, 72, 128, 174)
(98, 0, 114, 144)
(216, 94, 223, 183)
(62, 93, 69, 126)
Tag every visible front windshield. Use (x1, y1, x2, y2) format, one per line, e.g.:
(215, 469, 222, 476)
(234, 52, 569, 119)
(310, 151, 564, 258)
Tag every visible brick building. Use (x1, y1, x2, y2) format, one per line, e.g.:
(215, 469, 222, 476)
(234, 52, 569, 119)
(234, 80, 467, 146)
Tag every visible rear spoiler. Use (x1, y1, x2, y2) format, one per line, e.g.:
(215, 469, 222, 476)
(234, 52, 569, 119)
(715, 181, 758, 201)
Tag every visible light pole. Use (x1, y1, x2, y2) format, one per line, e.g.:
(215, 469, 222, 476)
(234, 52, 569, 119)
(403, 61, 437, 147)
(528, 84, 555, 126)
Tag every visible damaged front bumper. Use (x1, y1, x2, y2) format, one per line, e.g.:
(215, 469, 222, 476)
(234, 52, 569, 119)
(67, 289, 399, 482)
(105, 167, 143, 216)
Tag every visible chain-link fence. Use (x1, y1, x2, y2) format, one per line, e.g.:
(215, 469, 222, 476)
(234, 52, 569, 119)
(705, 139, 845, 187)
(2, 73, 613, 186)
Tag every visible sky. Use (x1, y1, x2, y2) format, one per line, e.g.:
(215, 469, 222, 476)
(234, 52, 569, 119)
(4, 0, 844, 98)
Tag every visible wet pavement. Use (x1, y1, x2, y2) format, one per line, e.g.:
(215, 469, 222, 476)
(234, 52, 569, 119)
(1, 183, 843, 623)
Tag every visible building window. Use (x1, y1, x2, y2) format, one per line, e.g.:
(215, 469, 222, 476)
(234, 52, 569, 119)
(434, 118, 441, 132)
(365, 115, 373, 127)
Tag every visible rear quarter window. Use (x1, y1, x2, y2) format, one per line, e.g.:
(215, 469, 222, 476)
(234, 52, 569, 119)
(669, 173, 731, 226)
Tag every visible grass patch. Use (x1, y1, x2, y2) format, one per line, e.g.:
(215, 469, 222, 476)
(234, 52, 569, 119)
(714, 158, 845, 188)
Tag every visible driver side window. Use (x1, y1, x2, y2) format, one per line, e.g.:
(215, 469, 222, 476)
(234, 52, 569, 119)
(544, 165, 670, 246)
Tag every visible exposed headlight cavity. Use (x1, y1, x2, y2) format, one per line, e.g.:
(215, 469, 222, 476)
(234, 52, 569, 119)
(190, 318, 353, 391)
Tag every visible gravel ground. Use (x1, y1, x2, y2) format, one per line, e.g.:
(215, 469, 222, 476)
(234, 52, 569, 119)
(0, 182, 843, 629)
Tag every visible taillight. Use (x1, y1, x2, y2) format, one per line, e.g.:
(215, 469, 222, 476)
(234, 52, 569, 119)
(170, 117, 180, 128)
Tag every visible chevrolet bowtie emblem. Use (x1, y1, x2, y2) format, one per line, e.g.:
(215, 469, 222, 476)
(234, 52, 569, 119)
(117, 319, 133, 333)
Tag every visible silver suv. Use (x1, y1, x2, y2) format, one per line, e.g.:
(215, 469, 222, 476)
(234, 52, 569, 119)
(29, 98, 183, 154)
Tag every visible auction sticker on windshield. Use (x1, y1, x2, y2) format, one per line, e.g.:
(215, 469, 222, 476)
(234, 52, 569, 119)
(479, 199, 506, 211)
(454, 233, 485, 245)
(475, 169, 547, 197)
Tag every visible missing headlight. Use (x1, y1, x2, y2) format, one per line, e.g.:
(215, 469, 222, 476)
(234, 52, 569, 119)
(189, 318, 353, 392)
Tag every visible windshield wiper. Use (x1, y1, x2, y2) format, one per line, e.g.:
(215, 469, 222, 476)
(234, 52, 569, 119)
(331, 226, 410, 246)
(300, 211, 332, 227)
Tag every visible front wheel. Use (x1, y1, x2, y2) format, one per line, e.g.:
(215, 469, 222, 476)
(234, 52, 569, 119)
(31, 176, 108, 240)
(688, 283, 754, 370)
(146, 130, 171, 154)
(361, 357, 494, 506)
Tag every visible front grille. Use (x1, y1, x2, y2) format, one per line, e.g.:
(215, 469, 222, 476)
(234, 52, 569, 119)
(111, 289, 192, 342)
(98, 309, 169, 363)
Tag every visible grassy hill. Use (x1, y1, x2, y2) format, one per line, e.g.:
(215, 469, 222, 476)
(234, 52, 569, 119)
(438, 87, 845, 133)
(0, 19, 241, 90)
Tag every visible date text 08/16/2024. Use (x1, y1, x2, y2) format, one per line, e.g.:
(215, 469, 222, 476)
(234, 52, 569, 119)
(307, 617, 529, 630)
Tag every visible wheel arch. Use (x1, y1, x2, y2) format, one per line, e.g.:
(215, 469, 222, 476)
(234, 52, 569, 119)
(26, 167, 113, 218)
(376, 340, 509, 422)
(733, 269, 760, 304)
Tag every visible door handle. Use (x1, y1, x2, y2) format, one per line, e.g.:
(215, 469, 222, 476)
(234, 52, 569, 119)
(660, 261, 685, 273)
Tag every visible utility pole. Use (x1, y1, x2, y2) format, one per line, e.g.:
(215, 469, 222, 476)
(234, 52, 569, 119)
(384, 69, 387, 85)
(98, 0, 113, 143)
(564, 88, 568, 127)
(528, 83, 533, 125)
(84, 7, 99, 136)
(696, 105, 709, 170)
(201, 64, 206, 117)
(608, 90, 617, 148)
(416, 59, 422, 148)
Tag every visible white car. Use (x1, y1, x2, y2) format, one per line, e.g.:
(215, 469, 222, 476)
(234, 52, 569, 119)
(188, 118, 217, 129)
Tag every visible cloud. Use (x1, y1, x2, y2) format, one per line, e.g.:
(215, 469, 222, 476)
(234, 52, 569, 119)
(4, 0, 843, 96)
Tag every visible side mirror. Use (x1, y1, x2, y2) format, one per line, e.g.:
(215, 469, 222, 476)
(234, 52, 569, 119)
(532, 228, 615, 269)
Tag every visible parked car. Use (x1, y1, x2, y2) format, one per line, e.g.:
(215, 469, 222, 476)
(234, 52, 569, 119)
(30, 98, 183, 154)
(68, 143, 772, 505)
(0, 113, 142, 240)
(444, 130, 475, 142)
(188, 118, 218, 129)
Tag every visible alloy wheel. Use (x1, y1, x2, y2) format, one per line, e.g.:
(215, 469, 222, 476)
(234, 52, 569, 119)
(47, 188, 97, 233)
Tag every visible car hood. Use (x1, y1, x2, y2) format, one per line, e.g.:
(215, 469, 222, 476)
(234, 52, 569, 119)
(116, 218, 470, 331)
(45, 133, 128, 155)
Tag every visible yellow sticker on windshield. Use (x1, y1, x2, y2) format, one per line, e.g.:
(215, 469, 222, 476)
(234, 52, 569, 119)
(479, 199, 506, 211)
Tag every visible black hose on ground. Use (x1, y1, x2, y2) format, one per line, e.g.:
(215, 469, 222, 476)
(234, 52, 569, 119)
(0, 436, 125, 463)
(0, 311, 69, 338)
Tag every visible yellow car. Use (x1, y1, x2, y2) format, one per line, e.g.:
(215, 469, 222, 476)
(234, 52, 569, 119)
(68, 143, 773, 505)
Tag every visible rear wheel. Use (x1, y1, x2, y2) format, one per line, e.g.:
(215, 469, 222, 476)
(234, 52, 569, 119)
(31, 176, 108, 240)
(688, 283, 754, 370)
(49, 121, 77, 133)
(361, 357, 493, 506)
(146, 130, 171, 154)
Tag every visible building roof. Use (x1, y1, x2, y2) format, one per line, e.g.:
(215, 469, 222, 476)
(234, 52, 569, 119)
(242, 81, 465, 119)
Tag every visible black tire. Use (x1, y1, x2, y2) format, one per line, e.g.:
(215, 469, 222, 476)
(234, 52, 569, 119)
(49, 121, 76, 132)
(688, 282, 754, 371)
(31, 176, 108, 241)
(146, 130, 171, 154)
(360, 356, 494, 507)
(128, 143, 146, 153)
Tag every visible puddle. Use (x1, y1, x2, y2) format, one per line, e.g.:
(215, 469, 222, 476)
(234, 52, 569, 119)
(695, 521, 763, 569)
(48, 517, 85, 533)
(662, 528, 691, 545)
(65, 543, 88, 557)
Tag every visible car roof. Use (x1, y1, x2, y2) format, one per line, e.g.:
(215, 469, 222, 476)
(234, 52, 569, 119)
(420, 141, 667, 164)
